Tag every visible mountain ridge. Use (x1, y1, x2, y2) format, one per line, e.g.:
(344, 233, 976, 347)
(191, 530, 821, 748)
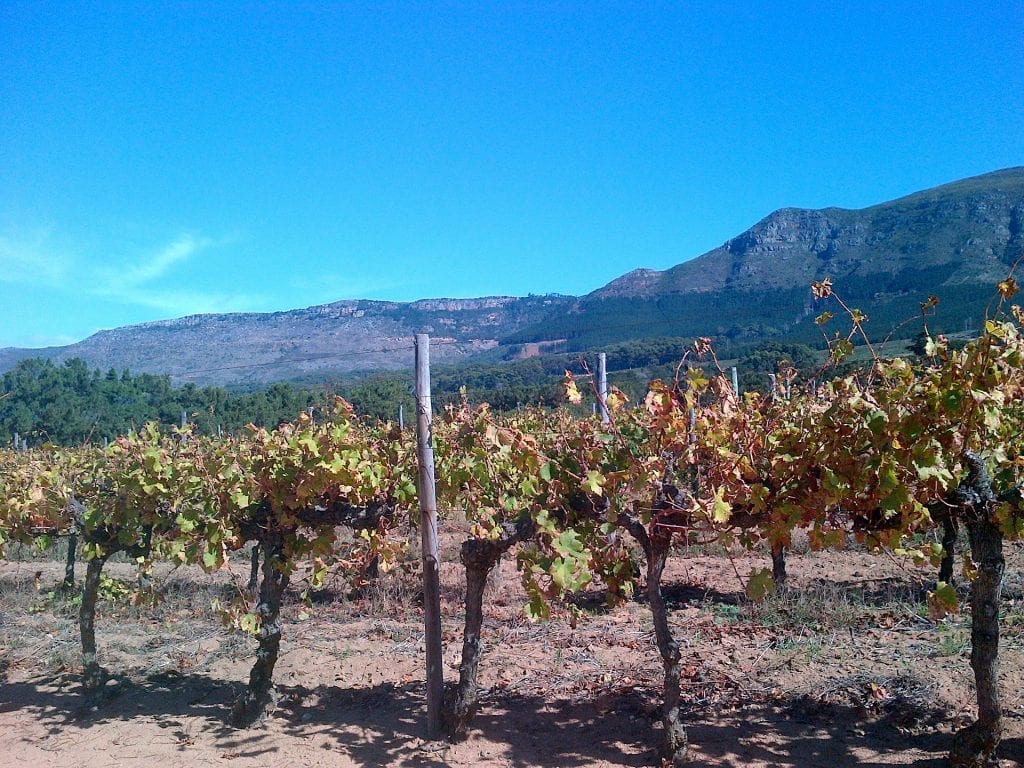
(0, 295, 576, 386)
(591, 166, 1024, 299)
(3, 167, 1022, 385)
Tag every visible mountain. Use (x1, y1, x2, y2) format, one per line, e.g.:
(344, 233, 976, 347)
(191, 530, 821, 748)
(0, 296, 574, 387)
(508, 167, 1024, 348)
(2, 167, 1022, 385)
(597, 167, 1024, 297)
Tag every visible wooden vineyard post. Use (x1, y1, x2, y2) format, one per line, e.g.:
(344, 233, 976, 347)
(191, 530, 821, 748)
(598, 352, 610, 424)
(414, 334, 444, 740)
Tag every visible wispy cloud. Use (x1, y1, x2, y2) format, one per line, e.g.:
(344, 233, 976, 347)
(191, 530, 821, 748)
(111, 233, 212, 289)
(94, 232, 267, 317)
(0, 225, 270, 347)
(0, 227, 72, 286)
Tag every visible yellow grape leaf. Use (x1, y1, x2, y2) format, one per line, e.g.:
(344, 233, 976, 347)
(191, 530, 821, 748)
(239, 613, 261, 635)
(583, 470, 605, 496)
(564, 372, 582, 405)
(711, 487, 732, 524)
(606, 387, 628, 412)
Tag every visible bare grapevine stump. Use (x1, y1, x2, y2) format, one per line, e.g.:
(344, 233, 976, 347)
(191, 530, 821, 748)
(231, 538, 290, 727)
(80, 554, 109, 693)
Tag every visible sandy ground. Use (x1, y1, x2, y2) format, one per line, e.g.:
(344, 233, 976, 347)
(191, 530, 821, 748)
(0, 537, 1022, 768)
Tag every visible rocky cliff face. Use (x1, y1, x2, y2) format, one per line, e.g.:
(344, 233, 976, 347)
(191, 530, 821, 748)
(594, 268, 665, 296)
(591, 167, 1024, 298)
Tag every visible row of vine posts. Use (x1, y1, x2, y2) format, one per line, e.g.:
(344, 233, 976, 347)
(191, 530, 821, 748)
(2, 285, 1021, 768)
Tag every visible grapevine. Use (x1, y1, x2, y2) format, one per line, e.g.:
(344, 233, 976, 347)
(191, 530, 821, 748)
(0, 280, 1022, 767)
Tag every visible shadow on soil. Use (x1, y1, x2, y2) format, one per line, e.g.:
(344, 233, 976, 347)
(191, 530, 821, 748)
(567, 582, 741, 615)
(2, 668, 1015, 767)
(0, 670, 247, 746)
(275, 683, 650, 767)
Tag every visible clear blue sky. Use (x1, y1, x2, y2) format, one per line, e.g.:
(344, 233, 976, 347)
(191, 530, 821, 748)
(2, 1, 1022, 348)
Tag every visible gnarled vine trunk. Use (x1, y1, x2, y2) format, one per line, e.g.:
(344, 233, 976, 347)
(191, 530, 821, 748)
(770, 541, 787, 586)
(80, 554, 110, 693)
(949, 453, 1004, 768)
(231, 536, 290, 727)
(446, 539, 498, 739)
(645, 530, 688, 766)
(445, 514, 534, 740)
(229, 500, 389, 727)
(950, 510, 1004, 767)
(625, 518, 687, 766)
(72, 494, 152, 699)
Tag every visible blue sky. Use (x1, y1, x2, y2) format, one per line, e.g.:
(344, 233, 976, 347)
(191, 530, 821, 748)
(2, 1, 1022, 348)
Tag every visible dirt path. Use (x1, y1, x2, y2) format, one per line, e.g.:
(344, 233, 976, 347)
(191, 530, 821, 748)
(1, 544, 1022, 767)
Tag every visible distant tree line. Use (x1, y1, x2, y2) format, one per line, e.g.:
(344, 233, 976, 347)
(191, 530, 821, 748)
(1, 339, 825, 447)
(0, 359, 322, 446)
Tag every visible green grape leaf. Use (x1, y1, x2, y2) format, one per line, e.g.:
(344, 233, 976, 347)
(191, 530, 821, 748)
(746, 568, 776, 602)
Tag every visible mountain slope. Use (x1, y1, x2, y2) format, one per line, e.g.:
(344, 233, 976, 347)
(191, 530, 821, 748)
(509, 167, 1024, 348)
(597, 167, 1024, 297)
(0, 296, 573, 387)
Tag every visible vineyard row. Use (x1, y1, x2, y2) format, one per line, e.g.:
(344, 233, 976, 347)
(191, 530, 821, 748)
(1, 284, 1023, 767)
